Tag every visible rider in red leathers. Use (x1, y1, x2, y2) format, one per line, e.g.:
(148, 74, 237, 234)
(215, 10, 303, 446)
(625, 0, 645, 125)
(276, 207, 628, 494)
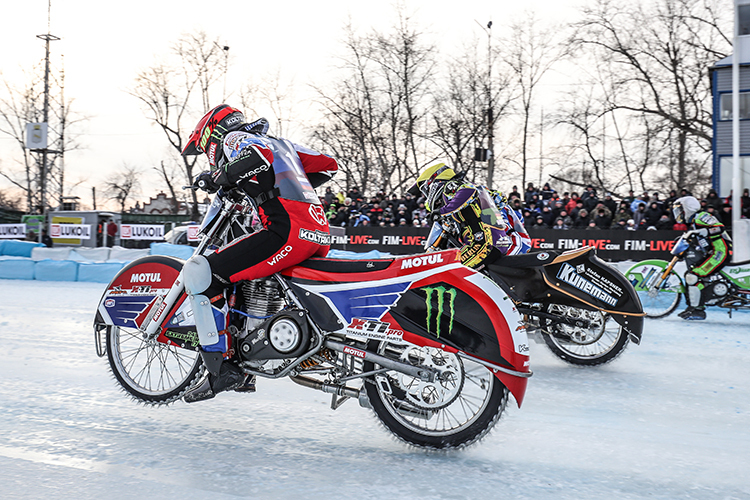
(180, 105, 338, 402)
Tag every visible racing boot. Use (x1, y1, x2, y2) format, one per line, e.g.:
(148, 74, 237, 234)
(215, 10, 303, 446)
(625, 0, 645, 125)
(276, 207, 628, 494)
(679, 282, 706, 320)
(184, 355, 245, 403)
(678, 306, 706, 321)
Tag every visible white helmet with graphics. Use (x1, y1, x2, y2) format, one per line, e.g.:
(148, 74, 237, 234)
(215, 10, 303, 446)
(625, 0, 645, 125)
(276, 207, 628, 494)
(672, 196, 701, 224)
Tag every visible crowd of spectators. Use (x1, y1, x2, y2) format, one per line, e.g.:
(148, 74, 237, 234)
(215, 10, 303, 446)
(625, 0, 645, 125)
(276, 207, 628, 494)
(319, 182, 750, 231)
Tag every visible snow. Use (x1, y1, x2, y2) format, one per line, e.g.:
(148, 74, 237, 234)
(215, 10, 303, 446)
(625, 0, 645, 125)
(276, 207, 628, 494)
(0, 279, 748, 500)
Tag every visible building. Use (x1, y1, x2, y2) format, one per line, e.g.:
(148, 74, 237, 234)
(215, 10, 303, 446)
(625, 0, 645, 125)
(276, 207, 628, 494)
(711, 3, 750, 197)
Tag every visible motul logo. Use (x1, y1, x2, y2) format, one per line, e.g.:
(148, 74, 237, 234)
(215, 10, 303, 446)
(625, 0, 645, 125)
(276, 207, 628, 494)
(343, 346, 366, 359)
(401, 253, 444, 270)
(130, 272, 162, 283)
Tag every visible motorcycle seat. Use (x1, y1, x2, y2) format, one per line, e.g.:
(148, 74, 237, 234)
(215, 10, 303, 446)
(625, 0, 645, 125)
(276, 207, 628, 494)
(296, 257, 394, 273)
(492, 251, 560, 269)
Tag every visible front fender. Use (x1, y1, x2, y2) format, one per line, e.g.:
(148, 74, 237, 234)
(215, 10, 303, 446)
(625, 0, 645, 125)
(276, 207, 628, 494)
(93, 255, 184, 329)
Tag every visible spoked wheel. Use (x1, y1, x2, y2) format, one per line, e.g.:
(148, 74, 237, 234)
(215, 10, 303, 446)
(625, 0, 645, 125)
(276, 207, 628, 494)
(624, 266, 683, 318)
(540, 305, 629, 366)
(364, 341, 508, 450)
(107, 325, 203, 404)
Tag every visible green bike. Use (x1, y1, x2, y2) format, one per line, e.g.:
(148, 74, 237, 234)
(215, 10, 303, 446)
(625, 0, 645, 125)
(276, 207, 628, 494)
(625, 238, 750, 318)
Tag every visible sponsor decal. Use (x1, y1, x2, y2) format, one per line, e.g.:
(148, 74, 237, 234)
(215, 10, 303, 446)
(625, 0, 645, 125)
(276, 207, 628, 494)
(50, 223, 91, 239)
(537, 252, 549, 260)
(556, 263, 618, 307)
(120, 225, 165, 240)
(108, 285, 126, 295)
(164, 330, 200, 348)
(299, 228, 331, 245)
(225, 114, 243, 126)
(345, 318, 405, 342)
(308, 204, 328, 225)
(237, 163, 270, 180)
(151, 300, 168, 323)
(207, 142, 217, 165)
(343, 346, 366, 359)
(423, 285, 456, 338)
(199, 126, 212, 150)
(400, 253, 444, 270)
(130, 272, 162, 283)
(0, 223, 26, 238)
(104, 298, 115, 308)
(267, 245, 293, 266)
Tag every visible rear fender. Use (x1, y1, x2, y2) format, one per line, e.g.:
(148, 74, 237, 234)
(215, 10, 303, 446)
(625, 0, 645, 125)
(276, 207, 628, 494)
(542, 248, 645, 343)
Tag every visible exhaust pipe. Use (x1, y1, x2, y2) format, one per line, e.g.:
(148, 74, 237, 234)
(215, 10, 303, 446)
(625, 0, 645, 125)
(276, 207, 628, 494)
(290, 375, 370, 409)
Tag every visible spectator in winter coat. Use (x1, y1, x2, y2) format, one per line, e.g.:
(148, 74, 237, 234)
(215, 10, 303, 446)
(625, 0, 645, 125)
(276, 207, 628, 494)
(644, 202, 664, 228)
(655, 214, 674, 230)
(704, 189, 723, 212)
(558, 210, 574, 228)
(602, 193, 617, 214)
(574, 209, 591, 228)
(565, 193, 580, 214)
(586, 220, 600, 230)
(633, 203, 648, 229)
(540, 182, 556, 203)
(594, 208, 612, 229)
(552, 217, 568, 230)
(613, 218, 628, 230)
(613, 207, 631, 226)
(524, 183, 538, 206)
(626, 219, 637, 230)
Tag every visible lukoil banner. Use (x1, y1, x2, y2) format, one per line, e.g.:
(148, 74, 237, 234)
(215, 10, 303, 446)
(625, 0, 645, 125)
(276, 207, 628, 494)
(120, 224, 165, 240)
(0, 223, 26, 239)
(50, 223, 91, 239)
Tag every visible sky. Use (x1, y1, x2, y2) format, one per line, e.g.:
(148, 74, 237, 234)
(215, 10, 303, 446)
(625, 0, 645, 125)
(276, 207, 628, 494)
(0, 0, 583, 210)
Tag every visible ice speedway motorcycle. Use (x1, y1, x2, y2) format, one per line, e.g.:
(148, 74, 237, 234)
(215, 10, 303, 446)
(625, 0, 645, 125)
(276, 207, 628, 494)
(93, 188, 532, 449)
(624, 234, 750, 318)
(424, 220, 645, 366)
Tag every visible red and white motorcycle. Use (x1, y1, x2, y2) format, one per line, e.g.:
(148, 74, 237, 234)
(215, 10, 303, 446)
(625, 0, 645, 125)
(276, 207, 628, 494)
(94, 188, 531, 449)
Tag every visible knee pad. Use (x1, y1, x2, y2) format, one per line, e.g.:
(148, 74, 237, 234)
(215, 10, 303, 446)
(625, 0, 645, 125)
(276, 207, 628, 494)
(183, 255, 213, 295)
(685, 272, 699, 286)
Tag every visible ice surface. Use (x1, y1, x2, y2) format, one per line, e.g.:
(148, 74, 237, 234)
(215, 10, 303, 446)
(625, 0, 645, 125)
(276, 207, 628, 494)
(0, 279, 748, 499)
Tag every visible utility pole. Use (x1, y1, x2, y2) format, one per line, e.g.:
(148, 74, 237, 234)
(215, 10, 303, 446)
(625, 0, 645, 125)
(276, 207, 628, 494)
(35, 0, 59, 241)
(486, 21, 494, 189)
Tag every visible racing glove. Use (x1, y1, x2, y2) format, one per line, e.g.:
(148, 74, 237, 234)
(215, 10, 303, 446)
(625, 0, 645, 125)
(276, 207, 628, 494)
(194, 171, 219, 193)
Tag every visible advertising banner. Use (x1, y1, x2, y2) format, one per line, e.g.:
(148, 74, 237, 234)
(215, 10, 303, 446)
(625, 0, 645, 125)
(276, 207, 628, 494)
(187, 225, 201, 242)
(0, 223, 26, 239)
(51, 216, 86, 244)
(331, 226, 684, 261)
(50, 222, 91, 240)
(120, 224, 165, 240)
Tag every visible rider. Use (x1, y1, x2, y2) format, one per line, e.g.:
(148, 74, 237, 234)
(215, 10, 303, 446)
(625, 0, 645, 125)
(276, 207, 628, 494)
(672, 195, 733, 320)
(180, 105, 338, 402)
(411, 163, 528, 269)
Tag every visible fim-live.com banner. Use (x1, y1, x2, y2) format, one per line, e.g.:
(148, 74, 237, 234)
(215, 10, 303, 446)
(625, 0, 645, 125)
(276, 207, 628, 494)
(332, 227, 684, 261)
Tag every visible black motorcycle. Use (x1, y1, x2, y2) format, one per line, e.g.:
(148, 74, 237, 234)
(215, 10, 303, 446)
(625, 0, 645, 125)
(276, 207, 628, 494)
(426, 221, 645, 366)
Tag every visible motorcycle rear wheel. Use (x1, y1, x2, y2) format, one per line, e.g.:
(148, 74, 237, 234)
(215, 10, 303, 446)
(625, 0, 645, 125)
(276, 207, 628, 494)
(107, 325, 203, 404)
(540, 305, 629, 366)
(364, 341, 508, 449)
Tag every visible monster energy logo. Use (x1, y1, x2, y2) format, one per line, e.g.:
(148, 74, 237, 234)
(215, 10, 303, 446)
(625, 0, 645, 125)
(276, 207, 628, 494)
(423, 286, 457, 338)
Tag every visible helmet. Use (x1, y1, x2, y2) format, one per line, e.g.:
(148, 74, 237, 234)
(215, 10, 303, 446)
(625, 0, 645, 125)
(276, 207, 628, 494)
(412, 163, 457, 211)
(181, 104, 246, 167)
(672, 196, 701, 224)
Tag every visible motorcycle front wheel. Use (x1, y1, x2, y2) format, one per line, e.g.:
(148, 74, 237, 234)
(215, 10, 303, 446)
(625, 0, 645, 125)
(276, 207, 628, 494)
(107, 325, 203, 404)
(540, 305, 629, 366)
(364, 341, 508, 450)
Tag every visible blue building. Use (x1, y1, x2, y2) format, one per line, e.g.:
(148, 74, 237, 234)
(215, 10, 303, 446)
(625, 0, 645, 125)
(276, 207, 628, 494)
(711, 54, 750, 197)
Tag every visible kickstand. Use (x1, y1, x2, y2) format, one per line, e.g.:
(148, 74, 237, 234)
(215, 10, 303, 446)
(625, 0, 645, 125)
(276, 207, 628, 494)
(331, 393, 349, 410)
(728, 308, 733, 319)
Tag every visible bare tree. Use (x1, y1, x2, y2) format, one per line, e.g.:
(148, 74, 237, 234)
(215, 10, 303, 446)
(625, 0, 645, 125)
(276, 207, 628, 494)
(570, 0, 730, 193)
(427, 40, 513, 183)
(104, 165, 141, 213)
(130, 31, 228, 218)
(312, 8, 437, 196)
(502, 11, 567, 190)
(0, 63, 84, 213)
